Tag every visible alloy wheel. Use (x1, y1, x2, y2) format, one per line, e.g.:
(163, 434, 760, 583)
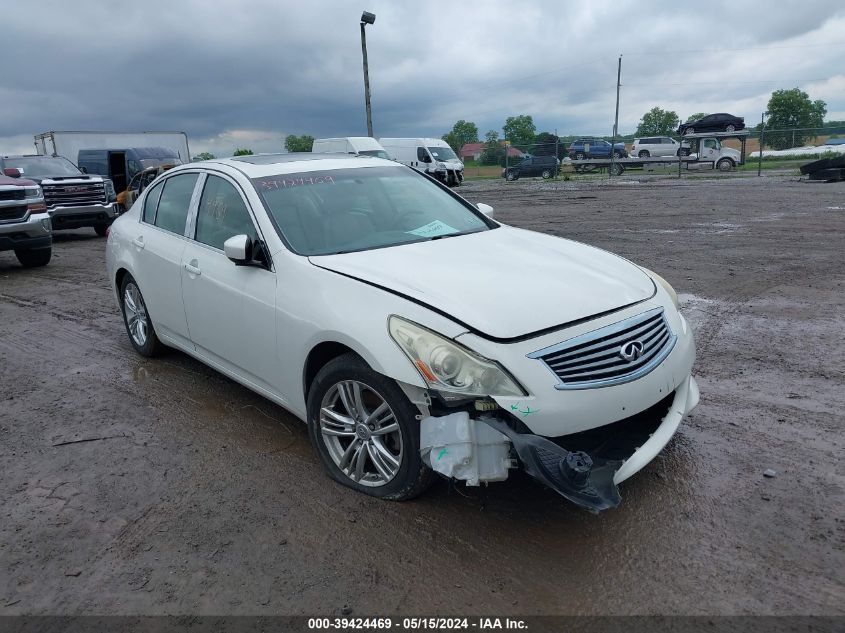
(319, 380, 403, 487)
(123, 282, 149, 347)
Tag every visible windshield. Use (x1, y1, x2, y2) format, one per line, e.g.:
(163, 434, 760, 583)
(358, 149, 392, 160)
(427, 146, 458, 161)
(4, 156, 81, 177)
(252, 166, 492, 256)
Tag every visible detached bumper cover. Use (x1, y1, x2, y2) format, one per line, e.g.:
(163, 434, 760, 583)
(479, 375, 699, 512)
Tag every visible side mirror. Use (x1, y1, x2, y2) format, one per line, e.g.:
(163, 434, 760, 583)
(476, 203, 495, 218)
(3, 167, 22, 178)
(224, 234, 252, 264)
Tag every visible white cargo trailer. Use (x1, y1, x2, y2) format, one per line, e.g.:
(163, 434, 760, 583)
(34, 131, 190, 165)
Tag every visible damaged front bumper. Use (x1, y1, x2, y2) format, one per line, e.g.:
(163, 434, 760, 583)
(420, 375, 699, 512)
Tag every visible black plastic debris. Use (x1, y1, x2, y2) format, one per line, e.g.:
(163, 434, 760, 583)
(480, 416, 623, 513)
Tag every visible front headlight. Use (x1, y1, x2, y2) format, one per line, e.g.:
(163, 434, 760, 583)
(24, 186, 42, 199)
(103, 178, 116, 199)
(642, 268, 678, 308)
(388, 316, 525, 398)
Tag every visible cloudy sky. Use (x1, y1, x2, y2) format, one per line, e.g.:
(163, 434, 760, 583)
(3, 0, 844, 157)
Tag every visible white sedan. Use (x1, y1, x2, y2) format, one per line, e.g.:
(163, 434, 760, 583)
(106, 154, 698, 511)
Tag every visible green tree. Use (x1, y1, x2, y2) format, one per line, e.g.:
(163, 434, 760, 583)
(441, 120, 479, 154)
(503, 115, 536, 150)
(480, 129, 504, 166)
(233, 148, 254, 156)
(534, 132, 562, 158)
(635, 107, 680, 136)
(284, 134, 315, 152)
(765, 88, 827, 150)
(193, 152, 215, 161)
(684, 112, 709, 123)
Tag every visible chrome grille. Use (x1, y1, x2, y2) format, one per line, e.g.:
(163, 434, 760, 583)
(42, 182, 105, 208)
(529, 307, 676, 390)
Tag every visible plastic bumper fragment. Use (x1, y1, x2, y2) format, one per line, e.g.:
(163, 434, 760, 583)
(479, 416, 623, 512)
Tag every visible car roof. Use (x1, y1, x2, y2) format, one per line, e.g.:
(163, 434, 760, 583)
(2, 154, 65, 159)
(185, 153, 401, 178)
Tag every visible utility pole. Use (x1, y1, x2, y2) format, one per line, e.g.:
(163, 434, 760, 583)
(360, 12, 376, 137)
(757, 111, 766, 177)
(555, 128, 559, 179)
(610, 55, 622, 177)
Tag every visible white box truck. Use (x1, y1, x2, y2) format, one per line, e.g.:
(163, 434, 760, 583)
(311, 137, 391, 159)
(34, 131, 190, 165)
(378, 137, 464, 186)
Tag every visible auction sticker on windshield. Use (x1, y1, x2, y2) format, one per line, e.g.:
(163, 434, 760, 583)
(406, 220, 459, 238)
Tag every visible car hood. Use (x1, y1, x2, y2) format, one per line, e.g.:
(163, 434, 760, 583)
(310, 226, 655, 340)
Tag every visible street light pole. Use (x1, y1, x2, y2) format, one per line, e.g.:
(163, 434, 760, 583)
(360, 11, 376, 138)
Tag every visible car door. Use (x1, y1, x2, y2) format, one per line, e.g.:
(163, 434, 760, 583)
(131, 172, 200, 348)
(180, 172, 281, 396)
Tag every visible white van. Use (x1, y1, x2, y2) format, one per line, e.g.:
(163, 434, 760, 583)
(378, 138, 464, 186)
(311, 137, 391, 159)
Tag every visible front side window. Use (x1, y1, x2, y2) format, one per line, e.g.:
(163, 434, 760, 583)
(253, 166, 492, 256)
(153, 173, 198, 235)
(194, 175, 257, 250)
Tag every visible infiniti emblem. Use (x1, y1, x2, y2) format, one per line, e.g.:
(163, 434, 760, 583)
(619, 340, 645, 362)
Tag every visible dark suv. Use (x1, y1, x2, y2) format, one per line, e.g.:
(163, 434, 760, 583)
(502, 155, 560, 181)
(568, 139, 628, 160)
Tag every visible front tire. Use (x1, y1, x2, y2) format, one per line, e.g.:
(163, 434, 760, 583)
(94, 223, 110, 237)
(638, 150, 650, 158)
(717, 158, 734, 172)
(306, 353, 435, 501)
(574, 152, 586, 160)
(541, 169, 552, 179)
(15, 247, 51, 268)
(506, 171, 518, 181)
(685, 127, 695, 135)
(725, 124, 736, 133)
(120, 274, 165, 357)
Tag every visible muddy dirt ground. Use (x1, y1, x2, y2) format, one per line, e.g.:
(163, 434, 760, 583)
(0, 173, 843, 616)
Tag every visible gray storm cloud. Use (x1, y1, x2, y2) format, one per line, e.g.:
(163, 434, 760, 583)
(2, 0, 843, 156)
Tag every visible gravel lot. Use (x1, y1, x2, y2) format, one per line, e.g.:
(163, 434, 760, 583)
(0, 172, 843, 616)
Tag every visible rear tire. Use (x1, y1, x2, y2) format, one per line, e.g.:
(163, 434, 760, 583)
(574, 152, 586, 160)
(541, 169, 552, 179)
(506, 171, 518, 181)
(15, 247, 51, 268)
(306, 353, 436, 501)
(685, 127, 694, 135)
(725, 125, 736, 133)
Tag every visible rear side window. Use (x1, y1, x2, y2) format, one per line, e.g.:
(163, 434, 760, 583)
(194, 175, 257, 250)
(154, 173, 198, 235)
(143, 181, 164, 223)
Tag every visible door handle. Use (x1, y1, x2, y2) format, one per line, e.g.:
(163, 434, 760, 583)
(184, 262, 202, 276)
(132, 236, 145, 249)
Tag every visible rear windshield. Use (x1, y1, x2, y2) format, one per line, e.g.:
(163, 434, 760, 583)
(252, 166, 492, 256)
(3, 156, 81, 177)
